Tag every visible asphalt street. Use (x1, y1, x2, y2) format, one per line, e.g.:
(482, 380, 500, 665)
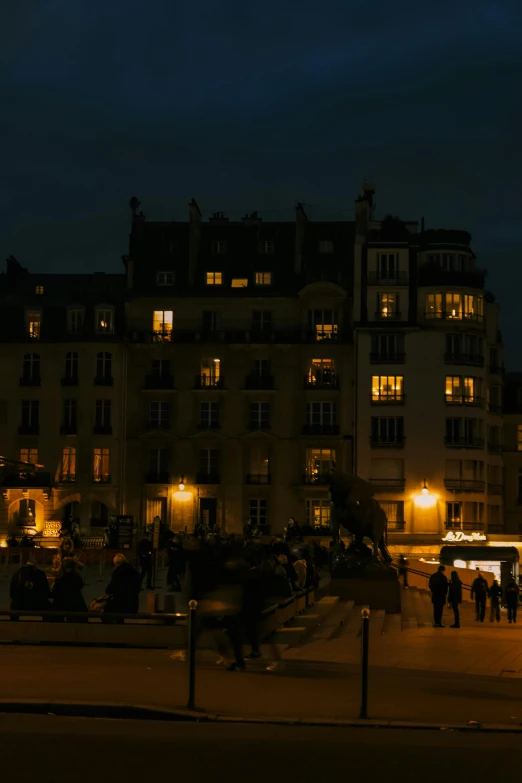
(0, 716, 517, 783)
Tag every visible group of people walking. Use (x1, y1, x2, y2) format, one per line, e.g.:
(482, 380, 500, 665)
(429, 565, 520, 628)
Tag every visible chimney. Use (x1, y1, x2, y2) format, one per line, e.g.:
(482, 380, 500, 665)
(294, 203, 307, 274)
(355, 183, 376, 242)
(209, 212, 229, 224)
(189, 198, 202, 286)
(242, 211, 262, 224)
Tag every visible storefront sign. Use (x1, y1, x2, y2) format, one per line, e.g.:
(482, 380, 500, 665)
(116, 515, 134, 548)
(442, 531, 487, 544)
(43, 521, 62, 537)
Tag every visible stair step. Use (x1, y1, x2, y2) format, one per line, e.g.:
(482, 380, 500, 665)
(338, 604, 369, 638)
(312, 601, 355, 641)
(382, 614, 402, 634)
(369, 609, 385, 638)
(271, 627, 307, 645)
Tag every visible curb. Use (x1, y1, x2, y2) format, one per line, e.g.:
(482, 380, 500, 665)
(0, 700, 522, 733)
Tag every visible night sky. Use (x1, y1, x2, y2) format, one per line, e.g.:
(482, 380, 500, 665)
(1, 1, 521, 366)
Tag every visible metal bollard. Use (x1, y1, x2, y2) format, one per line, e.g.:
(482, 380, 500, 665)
(187, 599, 198, 710)
(359, 608, 370, 719)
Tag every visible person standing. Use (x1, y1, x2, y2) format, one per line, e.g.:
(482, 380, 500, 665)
(447, 570, 463, 628)
(505, 578, 520, 624)
(52, 557, 87, 620)
(471, 571, 489, 622)
(489, 579, 502, 623)
(138, 535, 154, 590)
(105, 554, 141, 617)
(429, 565, 448, 627)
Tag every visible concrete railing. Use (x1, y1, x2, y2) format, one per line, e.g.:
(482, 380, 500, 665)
(396, 558, 495, 601)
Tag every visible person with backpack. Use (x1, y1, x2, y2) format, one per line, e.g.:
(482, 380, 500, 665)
(471, 571, 489, 622)
(428, 565, 448, 627)
(489, 579, 502, 623)
(10, 560, 51, 616)
(505, 578, 520, 624)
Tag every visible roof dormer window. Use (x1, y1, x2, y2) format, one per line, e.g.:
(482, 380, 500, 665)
(211, 240, 227, 255)
(156, 271, 174, 286)
(319, 241, 333, 254)
(259, 240, 274, 255)
(35, 285, 44, 295)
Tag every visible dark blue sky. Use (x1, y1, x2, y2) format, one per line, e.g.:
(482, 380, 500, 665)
(1, 1, 521, 365)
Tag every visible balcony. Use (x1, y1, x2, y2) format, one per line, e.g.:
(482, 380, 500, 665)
(445, 522, 486, 531)
(144, 471, 170, 484)
(193, 375, 224, 390)
(368, 271, 408, 285)
(369, 478, 406, 491)
(61, 376, 78, 387)
(369, 436, 405, 448)
(488, 442, 502, 454)
(248, 421, 271, 431)
(387, 521, 406, 532)
(418, 264, 486, 289)
(152, 331, 173, 343)
(370, 394, 405, 405)
(374, 312, 403, 321)
(424, 311, 484, 323)
(370, 353, 405, 365)
(312, 330, 339, 342)
(143, 374, 175, 390)
(302, 474, 330, 485)
(488, 402, 502, 415)
(488, 483, 503, 495)
(19, 375, 40, 387)
(93, 424, 112, 435)
(244, 374, 274, 390)
(59, 474, 76, 484)
(94, 376, 113, 386)
(444, 437, 485, 449)
(246, 474, 271, 485)
(444, 479, 485, 492)
(444, 353, 484, 367)
(18, 423, 39, 435)
(302, 423, 340, 436)
(60, 424, 77, 436)
(304, 374, 339, 390)
(92, 474, 111, 484)
(445, 394, 484, 408)
(249, 329, 275, 344)
(196, 472, 220, 484)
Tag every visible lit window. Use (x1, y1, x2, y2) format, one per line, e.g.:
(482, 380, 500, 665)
(425, 293, 443, 318)
(20, 448, 38, 465)
(371, 375, 404, 402)
(377, 293, 399, 319)
(211, 241, 227, 255)
(61, 447, 76, 481)
(425, 293, 483, 321)
(26, 310, 41, 339)
(93, 448, 110, 483)
(152, 310, 174, 341)
(156, 271, 174, 286)
(254, 272, 272, 285)
(35, 285, 44, 295)
(517, 425, 522, 452)
(319, 240, 333, 254)
(445, 376, 481, 404)
(249, 499, 268, 529)
(305, 499, 330, 529)
(206, 272, 223, 285)
(305, 448, 336, 483)
(310, 310, 338, 341)
(307, 359, 336, 387)
(381, 501, 404, 530)
(231, 278, 248, 288)
(67, 308, 84, 334)
(96, 309, 114, 334)
(259, 240, 274, 254)
(200, 358, 221, 387)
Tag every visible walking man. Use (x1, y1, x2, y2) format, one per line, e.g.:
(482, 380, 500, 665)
(506, 578, 520, 624)
(471, 571, 489, 622)
(429, 565, 448, 627)
(489, 579, 502, 623)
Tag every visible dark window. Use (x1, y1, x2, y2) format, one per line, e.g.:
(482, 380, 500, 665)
(96, 352, 112, 379)
(371, 417, 404, 444)
(22, 401, 39, 427)
(63, 399, 77, 428)
(250, 402, 270, 429)
(306, 402, 336, 424)
(152, 359, 170, 378)
(149, 402, 170, 428)
(22, 353, 40, 381)
(65, 352, 78, 379)
(254, 359, 270, 376)
(251, 311, 272, 332)
(149, 448, 170, 474)
(95, 400, 111, 427)
(199, 448, 218, 475)
(200, 402, 219, 428)
(249, 498, 268, 527)
(202, 311, 218, 332)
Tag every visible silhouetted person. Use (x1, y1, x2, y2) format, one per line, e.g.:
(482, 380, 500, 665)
(429, 565, 448, 627)
(10, 561, 51, 616)
(105, 554, 141, 617)
(506, 578, 520, 623)
(138, 535, 154, 589)
(471, 571, 489, 622)
(398, 555, 409, 588)
(166, 538, 185, 592)
(448, 570, 462, 628)
(489, 579, 502, 623)
(52, 558, 87, 620)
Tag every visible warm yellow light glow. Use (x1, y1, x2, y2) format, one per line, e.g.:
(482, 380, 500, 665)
(173, 490, 192, 503)
(454, 559, 467, 569)
(178, 482, 185, 491)
(213, 358, 220, 363)
(0, 540, 7, 548)
(413, 488, 438, 509)
(231, 278, 248, 288)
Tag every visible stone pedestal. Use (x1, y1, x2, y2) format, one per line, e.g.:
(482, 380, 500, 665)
(329, 569, 401, 614)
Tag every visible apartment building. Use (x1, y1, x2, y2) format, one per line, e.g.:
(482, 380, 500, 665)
(0, 257, 127, 539)
(502, 373, 522, 535)
(123, 200, 354, 534)
(353, 186, 507, 568)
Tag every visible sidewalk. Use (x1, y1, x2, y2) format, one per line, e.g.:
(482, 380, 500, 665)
(2, 644, 522, 727)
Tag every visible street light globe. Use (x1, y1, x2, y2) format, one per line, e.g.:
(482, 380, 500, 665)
(179, 481, 185, 491)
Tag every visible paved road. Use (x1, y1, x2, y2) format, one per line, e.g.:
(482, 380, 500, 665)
(1, 716, 518, 783)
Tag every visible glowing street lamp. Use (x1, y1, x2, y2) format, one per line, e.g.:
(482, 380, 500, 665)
(178, 475, 185, 491)
(413, 479, 437, 509)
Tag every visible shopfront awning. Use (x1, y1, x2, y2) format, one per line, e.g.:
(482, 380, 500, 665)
(440, 546, 519, 565)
